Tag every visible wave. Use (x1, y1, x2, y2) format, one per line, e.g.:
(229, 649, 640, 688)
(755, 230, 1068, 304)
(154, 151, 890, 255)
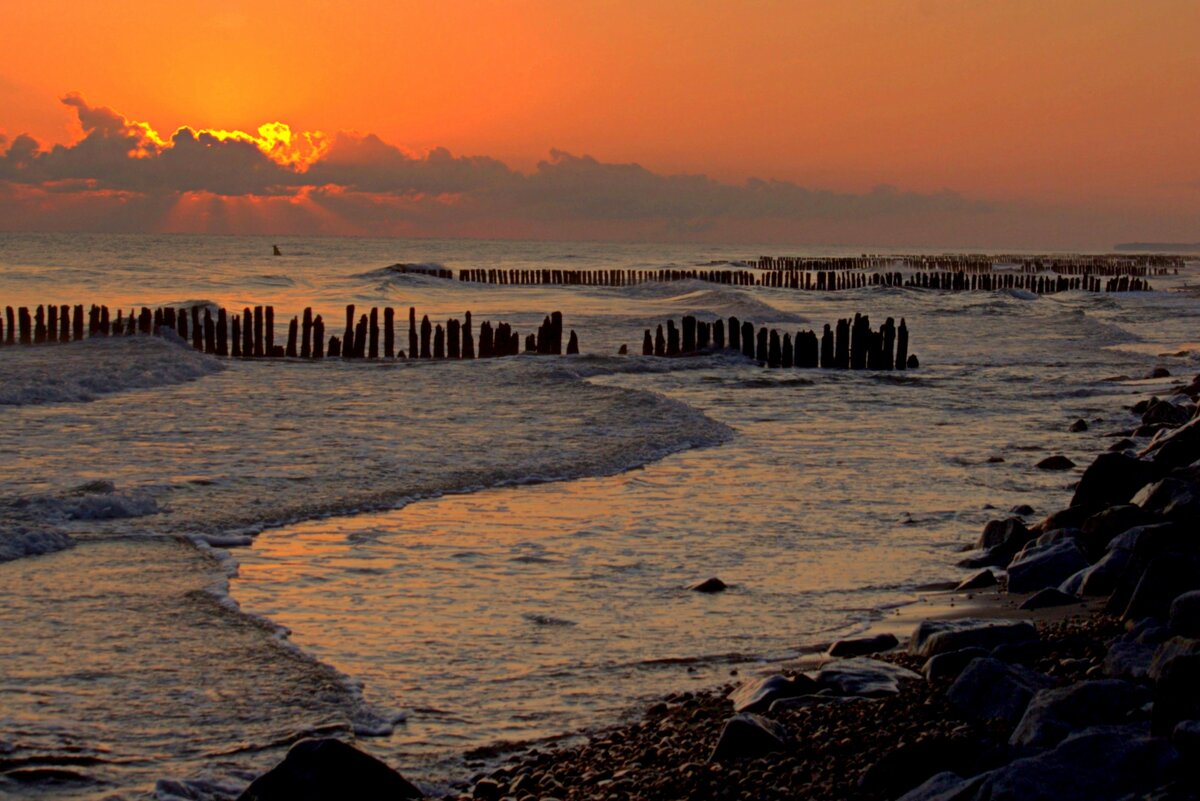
(0, 336, 223, 407)
(612, 280, 806, 323)
(351, 262, 450, 281)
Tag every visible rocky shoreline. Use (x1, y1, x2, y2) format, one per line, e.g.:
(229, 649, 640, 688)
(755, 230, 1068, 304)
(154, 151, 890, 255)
(237, 370, 1200, 801)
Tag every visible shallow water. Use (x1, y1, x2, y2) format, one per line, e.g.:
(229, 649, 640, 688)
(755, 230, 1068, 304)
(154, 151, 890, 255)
(0, 233, 1196, 799)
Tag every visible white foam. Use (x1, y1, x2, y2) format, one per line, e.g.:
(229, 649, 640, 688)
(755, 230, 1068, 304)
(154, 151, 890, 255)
(0, 527, 73, 562)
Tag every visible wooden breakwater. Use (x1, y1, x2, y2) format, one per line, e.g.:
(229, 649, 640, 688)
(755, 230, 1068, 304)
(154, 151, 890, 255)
(454, 266, 1152, 293)
(641, 313, 917, 370)
(0, 303, 580, 360)
(750, 253, 1183, 276)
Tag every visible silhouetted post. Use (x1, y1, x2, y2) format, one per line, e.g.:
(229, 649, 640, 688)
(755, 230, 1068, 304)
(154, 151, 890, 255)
(655, 324, 666, 356)
(567, 330, 579, 354)
(266, 307, 275, 356)
(820, 324, 833, 367)
(782, 333, 794, 368)
(313, 316, 325, 358)
(369, 308, 380, 358)
(729, 316, 740, 351)
(895, 318, 909, 371)
(58, 305, 70, 341)
(239, 309, 251, 357)
(100, 306, 110, 336)
(301, 308, 313, 358)
(18, 307, 32, 344)
(4, 307, 13, 345)
(47, 305, 58, 343)
(189, 307, 201, 350)
(420, 315, 432, 358)
(448, 319, 461, 358)
(384, 308, 395, 358)
(204, 309, 216, 353)
(643, 330, 653, 355)
(525, 333, 537, 353)
(434, 324, 445, 358)
(33, 305, 46, 344)
(408, 307, 418, 359)
(713, 319, 725, 349)
(287, 316, 299, 358)
(741, 321, 754, 359)
(882, 317, 896, 370)
(682, 315, 696, 353)
(231, 315, 242, 357)
(462, 311, 474, 359)
(344, 305, 356, 358)
(834, 318, 850, 368)
(139, 307, 151, 335)
(327, 335, 340, 358)
(251, 306, 263, 357)
(479, 321, 494, 357)
(667, 320, 680, 356)
(177, 308, 187, 342)
(697, 320, 710, 350)
(552, 311, 564, 354)
(354, 315, 368, 358)
(756, 327, 768, 363)
(87, 305, 98, 337)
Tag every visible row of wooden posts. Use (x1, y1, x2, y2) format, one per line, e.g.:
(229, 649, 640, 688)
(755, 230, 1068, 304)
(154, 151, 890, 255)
(453, 267, 1152, 293)
(750, 254, 1183, 276)
(0, 303, 579, 359)
(641, 313, 916, 371)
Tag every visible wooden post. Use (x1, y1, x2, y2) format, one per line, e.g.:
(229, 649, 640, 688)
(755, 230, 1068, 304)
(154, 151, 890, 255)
(384, 308, 395, 358)
(4, 307, 13, 345)
(344, 305, 356, 358)
(666, 319, 679, 356)
(214, 308, 227, 356)
(266, 306, 275, 356)
(47, 305, 58, 343)
(253, 306, 264, 357)
(420, 315, 432, 358)
(241, 308, 252, 357)
(525, 333, 537, 353)
(369, 307, 380, 359)
(192, 307, 203, 351)
(729, 316, 740, 352)
(895, 318, 909, 371)
(567, 330, 579, 354)
(713, 319, 725, 349)
(177, 308, 187, 342)
(655, 324, 666, 356)
(354, 315, 368, 358)
(756, 327, 768, 364)
(835, 318, 850, 368)
(552, 311, 564, 354)
(781, 333, 794, 368)
(434, 324, 445, 358)
(741, 321, 754, 359)
(479, 321, 494, 357)
(287, 316, 299, 358)
(231, 314, 242, 357)
(643, 330, 653, 355)
(882, 317, 896, 370)
(682, 315, 696, 353)
(313, 316, 325, 358)
(327, 335, 340, 358)
(18, 307, 31, 344)
(204, 309, 216, 353)
(408, 307, 418, 359)
(448, 319, 460, 358)
(462, 311, 474, 359)
(301, 308, 312, 358)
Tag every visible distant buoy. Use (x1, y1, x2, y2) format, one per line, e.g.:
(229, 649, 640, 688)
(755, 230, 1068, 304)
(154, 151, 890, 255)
(273, 245, 282, 256)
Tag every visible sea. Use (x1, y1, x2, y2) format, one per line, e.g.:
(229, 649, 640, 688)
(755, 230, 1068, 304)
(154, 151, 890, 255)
(0, 233, 1196, 799)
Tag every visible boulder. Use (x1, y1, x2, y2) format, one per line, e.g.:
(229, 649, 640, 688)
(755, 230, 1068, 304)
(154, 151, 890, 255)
(976, 517, 1033, 553)
(895, 771, 986, 801)
(827, 632, 899, 658)
(1141, 416, 1200, 469)
(1133, 478, 1200, 524)
(955, 569, 997, 591)
(1031, 528, 1080, 549)
(1152, 653, 1200, 735)
(1120, 554, 1200, 622)
(858, 738, 979, 799)
(1108, 437, 1137, 452)
(814, 657, 921, 697)
(1069, 418, 1089, 432)
(1037, 455, 1076, 471)
(1007, 541, 1090, 594)
(946, 657, 1054, 724)
(1172, 720, 1200, 759)
(727, 673, 815, 714)
(1063, 546, 1133, 597)
(970, 725, 1178, 801)
(1169, 591, 1200, 637)
(1035, 504, 1102, 535)
(690, 577, 727, 593)
(1019, 588, 1079, 610)
(1149, 637, 1200, 681)
(236, 739, 423, 801)
(910, 619, 1038, 659)
(922, 647, 990, 682)
(1104, 640, 1157, 681)
(1079, 504, 1157, 558)
(1010, 680, 1144, 748)
(1143, 400, 1192, 427)
(708, 713, 787, 762)
(1011, 504, 1036, 516)
(1070, 452, 1158, 509)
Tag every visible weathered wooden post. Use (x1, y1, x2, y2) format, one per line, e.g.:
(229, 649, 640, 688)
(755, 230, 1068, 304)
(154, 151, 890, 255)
(369, 308, 380, 358)
(192, 307, 203, 351)
(4, 307, 13, 345)
(253, 306, 264, 357)
(462, 311, 474, 359)
(834, 318, 850, 369)
(682, 315, 697, 353)
(895, 318, 909, 371)
(354, 315, 368, 358)
(434, 324, 445, 359)
(756, 327, 768, 363)
(729, 316, 741, 352)
(655, 324, 666, 357)
(850, 313, 866, 370)
(713, 319, 725, 349)
(344, 305, 356, 358)
(384, 308, 395, 358)
(479, 321, 494, 357)
(780, 332, 793, 368)
(643, 330, 653, 355)
(552, 311, 564, 354)
(327, 335, 341, 358)
(525, 333, 537, 353)
(567, 330, 579, 354)
(266, 306, 275, 356)
(313, 316, 325, 359)
(231, 314, 242, 357)
(18, 307, 32, 344)
(741, 321, 754, 359)
(47, 305, 58, 343)
(408, 307, 418, 359)
(287, 316, 299, 358)
(882, 317, 896, 370)
(420, 315, 432, 358)
(204, 309, 216, 353)
(301, 308, 313, 358)
(64, 305, 74, 341)
(666, 320, 680, 356)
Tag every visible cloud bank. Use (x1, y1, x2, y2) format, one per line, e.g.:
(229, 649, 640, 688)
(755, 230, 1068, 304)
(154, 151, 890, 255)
(0, 94, 991, 241)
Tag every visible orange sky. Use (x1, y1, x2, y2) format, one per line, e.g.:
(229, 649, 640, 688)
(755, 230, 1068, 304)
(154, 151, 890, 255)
(1, 1, 1198, 245)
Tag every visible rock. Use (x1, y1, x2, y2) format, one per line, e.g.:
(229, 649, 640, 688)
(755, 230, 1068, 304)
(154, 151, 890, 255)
(1019, 588, 1080, 610)
(1120, 554, 1200, 622)
(922, 647, 990, 682)
(472, 778, 501, 800)
(907, 354, 919, 369)
(1133, 478, 1200, 524)
(707, 713, 787, 762)
(1143, 399, 1191, 427)
(1149, 367, 1172, 379)
(617, 344, 627, 355)
(858, 738, 978, 799)
(727, 673, 815, 713)
(814, 657, 921, 697)
(990, 639, 1049, 666)
(236, 738, 423, 801)
(910, 619, 1038, 659)
(1141, 416, 1200, 469)
(1108, 437, 1137, 452)
(977, 517, 1032, 551)
(946, 657, 1054, 724)
(1149, 637, 1200, 681)
(1079, 504, 1157, 558)
(1070, 452, 1159, 509)
(1104, 640, 1157, 681)
(1069, 418, 1089, 432)
(827, 632, 899, 658)
(1032, 527, 1080, 549)
(1007, 541, 1090, 594)
(1037, 455, 1076, 471)
(971, 725, 1178, 801)
(1011, 504, 1036, 516)
(955, 569, 997, 591)
(895, 771, 985, 801)
(1036, 504, 1102, 535)
(690, 577, 727, 593)
(1010, 680, 1144, 748)
(1169, 591, 1200, 636)
(1172, 720, 1200, 758)
(1064, 546, 1133, 597)
(1152, 652, 1200, 735)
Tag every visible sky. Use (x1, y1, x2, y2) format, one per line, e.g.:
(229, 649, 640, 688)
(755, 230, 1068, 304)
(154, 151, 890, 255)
(0, 0, 1197, 247)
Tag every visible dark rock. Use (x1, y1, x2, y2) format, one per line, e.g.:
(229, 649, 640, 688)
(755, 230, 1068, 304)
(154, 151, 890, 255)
(689, 577, 727, 593)
(1172, 720, 1200, 758)
(955, 569, 997, 591)
(707, 713, 787, 762)
(1079, 504, 1157, 558)
(1141, 417, 1200, 469)
(1133, 478, 1200, 524)
(977, 517, 1031, 551)
(1150, 367, 1172, 378)
(922, 647, 990, 682)
(1149, 637, 1200, 681)
(1069, 418, 1089, 432)
(236, 738, 423, 801)
(1153, 652, 1200, 735)
(1063, 546, 1133, 596)
(1011, 504, 1036, 516)
(1037, 455, 1076, 471)
(972, 725, 1178, 801)
(1143, 399, 1191, 427)
(472, 777, 501, 801)
(814, 657, 921, 697)
(858, 738, 978, 799)
(1104, 640, 1157, 681)
(727, 673, 816, 714)
(1109, 437, 1137, 452)
(1036, 504, 1102, 534)
(1010, 680, 1144, 748)
(1019, 588, 1080, 610)
(1170, 591, 1200, 637)
(895, 771, 985, 801)
(990, 639, 1049, 666)
(946, 657, 1054, 723)
(910, 618, 1038, 658)
(827, 632, 900, 657)
(1121, 554, 1200, 622)
(1070, 452, 1159, 509)
(1007, 541, 1089, 594)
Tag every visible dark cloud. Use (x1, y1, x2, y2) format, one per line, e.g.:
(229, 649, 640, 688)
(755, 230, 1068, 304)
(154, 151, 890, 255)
(0, 94, 990, 236)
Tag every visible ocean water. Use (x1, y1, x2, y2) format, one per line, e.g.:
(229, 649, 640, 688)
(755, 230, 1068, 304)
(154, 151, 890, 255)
(0, 233, 1196, 799)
